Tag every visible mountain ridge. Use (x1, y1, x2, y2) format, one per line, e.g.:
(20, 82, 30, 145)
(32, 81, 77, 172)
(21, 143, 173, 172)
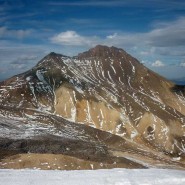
(0, 45, 185, 170)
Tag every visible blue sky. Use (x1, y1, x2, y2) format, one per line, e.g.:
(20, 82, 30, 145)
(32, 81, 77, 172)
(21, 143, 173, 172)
(0, 0, 185, 80)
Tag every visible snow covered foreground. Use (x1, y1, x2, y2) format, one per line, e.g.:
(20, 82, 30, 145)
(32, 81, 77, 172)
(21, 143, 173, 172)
(0, 169, 185, 185)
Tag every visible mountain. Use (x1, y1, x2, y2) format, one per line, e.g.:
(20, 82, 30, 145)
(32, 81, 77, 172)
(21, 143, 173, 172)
(0, 45, 185, 170)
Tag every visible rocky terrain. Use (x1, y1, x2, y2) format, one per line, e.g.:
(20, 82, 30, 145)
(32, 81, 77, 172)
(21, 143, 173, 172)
(0, 45, 185, 170)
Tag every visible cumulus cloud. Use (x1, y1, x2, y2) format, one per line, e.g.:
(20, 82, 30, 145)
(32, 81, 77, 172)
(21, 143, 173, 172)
(152, 60, 165, 67)
(106, 33, 118, 39)
(180, 62, 185, 67)
(50, 31, 99, 46)
(0, 27, 32, 39)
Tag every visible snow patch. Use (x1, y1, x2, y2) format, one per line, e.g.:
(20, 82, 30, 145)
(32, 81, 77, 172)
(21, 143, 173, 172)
(0, 169, 185, 185)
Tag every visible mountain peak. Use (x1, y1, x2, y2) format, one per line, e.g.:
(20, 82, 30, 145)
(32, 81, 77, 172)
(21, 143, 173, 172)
(36, 52, 68, 67)
(78, 45, 127, 59)
(47, 52, 67, 58)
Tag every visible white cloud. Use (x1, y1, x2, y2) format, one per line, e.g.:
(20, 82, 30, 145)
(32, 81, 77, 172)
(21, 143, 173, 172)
(141, 60, 151, 65)
(50, 30, 138, 47)
(50, 31, 99, 46)
(152, 60, 165, 67)
(107, 33, 117, 39)
(10, 55, 38, 65)
(146, 17, 185, 47)
(180, 62, 185, 67)
(0, 27, 31, 39)
(140, 51, 149, 56)
(139, 48, 156, 56)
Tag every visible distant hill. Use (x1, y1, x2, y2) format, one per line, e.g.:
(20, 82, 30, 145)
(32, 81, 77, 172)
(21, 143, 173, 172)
(171, 77, 185, 85)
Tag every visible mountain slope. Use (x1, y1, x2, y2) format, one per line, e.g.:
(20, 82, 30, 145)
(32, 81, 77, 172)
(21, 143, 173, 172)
(0, 45, 185, 170)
